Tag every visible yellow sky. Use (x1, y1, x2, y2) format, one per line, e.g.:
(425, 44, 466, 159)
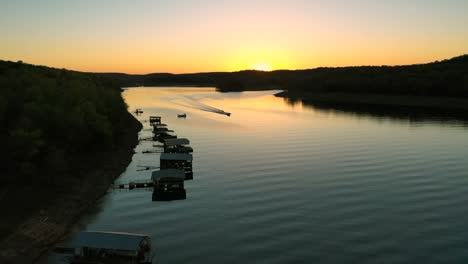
(1, 1, 468, 74)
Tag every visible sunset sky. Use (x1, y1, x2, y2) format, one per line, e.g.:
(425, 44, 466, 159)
(1, 0, 468, 74)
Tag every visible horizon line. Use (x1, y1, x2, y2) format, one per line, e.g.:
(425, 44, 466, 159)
(1, 54, 466, 76)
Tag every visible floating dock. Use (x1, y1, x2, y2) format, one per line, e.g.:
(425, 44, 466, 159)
(163, 138, 193, 153)
(113, 114, 194, 201)
(149, 116, 161, 125)
(160, 153, 193, 180)
(151, 169, 186, 201)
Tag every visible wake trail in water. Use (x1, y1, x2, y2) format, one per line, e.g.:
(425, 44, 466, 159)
(171, 96, 231, 116)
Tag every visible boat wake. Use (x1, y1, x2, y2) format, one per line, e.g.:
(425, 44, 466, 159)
(172, 96, 231, 116)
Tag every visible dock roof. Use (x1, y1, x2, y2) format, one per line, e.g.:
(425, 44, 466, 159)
(160, 153, 193, 161)
(69, 231, 149, 251)
(164, 138, 190, 146)
(152, 169, 186, 180)
(155, 128, 174, 133)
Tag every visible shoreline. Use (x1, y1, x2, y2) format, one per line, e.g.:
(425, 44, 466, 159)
(0, 111, 142, 264)
(275, 91, 468, 115)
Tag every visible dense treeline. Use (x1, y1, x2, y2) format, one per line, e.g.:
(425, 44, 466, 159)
(103, 55, 468, 97)
(215, 55, 468, 96)
(98, 72, 227, 88)
(281, 55, 468, 97)
(0, 60, 130, 184)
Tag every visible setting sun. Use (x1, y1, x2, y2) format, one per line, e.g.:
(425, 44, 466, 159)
(253, 63, 271, 71)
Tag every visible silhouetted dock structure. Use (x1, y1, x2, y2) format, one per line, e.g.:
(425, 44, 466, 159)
(163, 138, 193, 153)
(113, 180, 154, 190)
(152, 124, 176, 140)
(149, 116, 161, 125)
(152, 124, 168, 133)
(154, 132, 177, 142)
(55, 231, 153, 264)
(160, 153, 193, 180)
(114, 114, 194, 201)
(151, 169, 186, 201)
(152, 122, 177, 141)
(153, 127, 173, 133)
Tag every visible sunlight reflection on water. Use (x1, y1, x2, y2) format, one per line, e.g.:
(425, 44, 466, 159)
(49, 87, 468, 264)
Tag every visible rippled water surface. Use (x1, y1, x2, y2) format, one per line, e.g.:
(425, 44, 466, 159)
(53, 88, 468, 263)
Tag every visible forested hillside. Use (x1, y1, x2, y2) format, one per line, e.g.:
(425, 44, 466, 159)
(0, 60, 132, 184)
(281, 55, 468, 97)
(101, 55, 468, 97)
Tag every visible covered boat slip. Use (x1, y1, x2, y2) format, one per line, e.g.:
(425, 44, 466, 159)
(152, 123, 167, 128)
(153, 127, 173, 133)
(151, 169, 186, 201)
(149, 116, 161, 125)
(164, 138, 190, 146)
(151, 169, 186, 181)
(120, 114, 194, 201)
(67, 231, 152, 264)
(153, 132, 177, 142)
(160, 153, 193, 180)
(153, 126, 177, 142)
(163, 138, 193, 153)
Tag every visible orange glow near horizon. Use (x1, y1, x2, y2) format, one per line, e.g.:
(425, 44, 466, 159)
(1, 1, 468, 74)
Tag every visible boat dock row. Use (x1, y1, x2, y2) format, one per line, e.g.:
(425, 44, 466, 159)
(114, 115, 195, 201)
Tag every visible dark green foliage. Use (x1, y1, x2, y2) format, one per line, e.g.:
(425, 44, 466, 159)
(280, 55, 468, 97)
(0, 60, 128, 183)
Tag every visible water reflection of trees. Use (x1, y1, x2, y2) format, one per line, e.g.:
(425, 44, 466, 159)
(283, 97, 468, 127)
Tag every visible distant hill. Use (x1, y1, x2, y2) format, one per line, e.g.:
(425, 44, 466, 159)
(97, 72, 228, 88)
(98, 55, 468, 97)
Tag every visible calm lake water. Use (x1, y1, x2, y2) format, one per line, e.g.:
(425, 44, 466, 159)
(51, 87, 468, 263)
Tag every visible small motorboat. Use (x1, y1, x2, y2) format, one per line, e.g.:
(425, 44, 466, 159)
(177, 113, 187, 118)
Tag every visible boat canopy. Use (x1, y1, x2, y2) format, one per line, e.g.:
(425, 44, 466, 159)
(152, 169, 186, 181)
(69, 231, 150, 252)
(164, 138, 190, 147)
(160, 153, 193, 161)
